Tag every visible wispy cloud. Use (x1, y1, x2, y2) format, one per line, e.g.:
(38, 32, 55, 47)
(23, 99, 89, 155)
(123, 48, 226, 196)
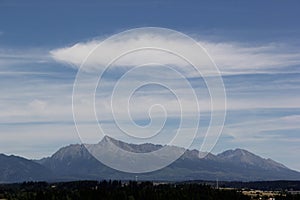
(223, 115, 300, 142)
(50, 32, 300, 75)
(0, 48, 51, 68)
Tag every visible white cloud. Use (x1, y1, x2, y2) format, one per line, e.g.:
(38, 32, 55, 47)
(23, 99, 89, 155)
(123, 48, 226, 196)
(0, 48, 51, 67)
(29, 99, 47, 111)
(50, 33, 300, 75)
(223, 115, 300, 142)
(203, 42, 300, 74)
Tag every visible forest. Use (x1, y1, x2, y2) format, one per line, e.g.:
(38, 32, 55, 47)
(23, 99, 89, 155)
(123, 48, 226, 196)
(1, 180, 300, 200)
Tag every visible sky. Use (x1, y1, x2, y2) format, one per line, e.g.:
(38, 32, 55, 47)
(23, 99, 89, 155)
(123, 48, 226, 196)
(0, 0, 300, 171)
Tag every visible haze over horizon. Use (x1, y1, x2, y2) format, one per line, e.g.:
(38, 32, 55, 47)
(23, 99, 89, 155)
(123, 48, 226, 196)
(0, 0, 300, 172)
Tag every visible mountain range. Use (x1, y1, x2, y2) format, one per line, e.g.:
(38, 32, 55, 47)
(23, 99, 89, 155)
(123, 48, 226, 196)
(1, 136, 300, 183)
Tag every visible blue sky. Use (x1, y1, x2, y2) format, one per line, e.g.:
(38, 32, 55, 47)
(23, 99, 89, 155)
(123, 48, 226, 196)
(1, 0, 300, 171)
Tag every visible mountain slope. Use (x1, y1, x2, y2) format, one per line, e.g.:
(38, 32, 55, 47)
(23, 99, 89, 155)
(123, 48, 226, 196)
(36, 137, 300, 182)
(217, 148, 288, 170)
(0, 154, 52, 183)
(36, 144, 120, 180)
(1, 136, 299, 183)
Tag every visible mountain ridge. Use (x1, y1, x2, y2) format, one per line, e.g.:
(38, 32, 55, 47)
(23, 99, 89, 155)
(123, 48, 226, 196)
(0, 153, 53, 183)
(1, 136, 300, 183)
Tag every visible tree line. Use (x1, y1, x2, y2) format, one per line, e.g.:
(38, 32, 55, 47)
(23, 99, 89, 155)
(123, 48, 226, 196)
(0, 180, 298, 200)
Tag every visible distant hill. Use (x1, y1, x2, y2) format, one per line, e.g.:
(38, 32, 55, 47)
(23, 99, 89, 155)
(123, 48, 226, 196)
(1, 136, 300, 183)
(0, 154, 52, 183)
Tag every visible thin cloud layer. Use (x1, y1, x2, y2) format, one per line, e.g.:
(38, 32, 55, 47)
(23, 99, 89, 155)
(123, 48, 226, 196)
(50, 33, 300, 75)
